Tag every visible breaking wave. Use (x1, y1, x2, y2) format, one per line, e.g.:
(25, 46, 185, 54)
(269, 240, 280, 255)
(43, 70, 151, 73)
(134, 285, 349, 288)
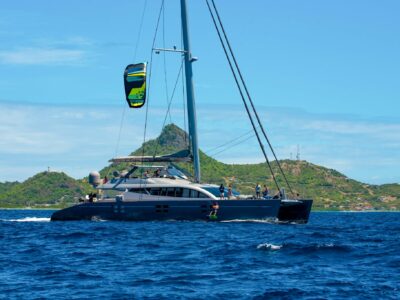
(221, 218, 277, 224)
(256, 242, 352, 253)
(257, 243, 283, 251)
(3, 217, 51, 222)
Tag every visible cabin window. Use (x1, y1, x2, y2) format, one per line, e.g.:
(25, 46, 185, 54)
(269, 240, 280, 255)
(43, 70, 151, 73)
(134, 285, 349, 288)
(129, 188, 149, 194)
(190, 190, 199, 198)
(149, 188, 160, 196)
(175, 188, 183, 197)
(160, 188, 167, 196)
(167, 188, 175, 197)
(182, 188, 190, 198)
(198, 192, 209, 198)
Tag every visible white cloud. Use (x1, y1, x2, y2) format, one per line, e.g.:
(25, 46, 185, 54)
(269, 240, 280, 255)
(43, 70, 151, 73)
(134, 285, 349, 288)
(0, 102, 159, 181)
(0, 47, 85, 65)
(0, 35, 94, 66)
(0, 102, 399, 184)
(301, 119, 400, 140)
(197, 105, 400, 184)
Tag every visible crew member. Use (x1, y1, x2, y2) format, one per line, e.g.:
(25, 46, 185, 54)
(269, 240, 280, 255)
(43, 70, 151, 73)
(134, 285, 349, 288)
(219, 184, 225, 200)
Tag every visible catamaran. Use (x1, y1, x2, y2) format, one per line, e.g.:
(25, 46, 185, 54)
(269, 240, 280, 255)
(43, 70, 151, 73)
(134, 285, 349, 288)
(51, 0, 312, 222)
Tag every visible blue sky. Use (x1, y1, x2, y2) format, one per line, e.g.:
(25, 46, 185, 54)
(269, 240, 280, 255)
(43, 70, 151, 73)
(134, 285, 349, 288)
(0, 0, 399, 184)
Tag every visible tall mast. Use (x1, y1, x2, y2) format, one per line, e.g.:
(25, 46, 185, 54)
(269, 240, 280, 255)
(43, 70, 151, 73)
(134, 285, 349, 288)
(180, 0, 201, 183)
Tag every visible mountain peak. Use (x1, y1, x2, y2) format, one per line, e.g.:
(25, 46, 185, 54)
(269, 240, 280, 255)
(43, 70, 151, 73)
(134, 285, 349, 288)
(157, 124, 188, 149)
(132, 123, 189, 156)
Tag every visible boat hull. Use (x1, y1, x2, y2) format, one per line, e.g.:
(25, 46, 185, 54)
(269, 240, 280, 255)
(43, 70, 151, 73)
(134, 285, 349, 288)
(51, 199, 281, 222)
(278, 199, 313, 224)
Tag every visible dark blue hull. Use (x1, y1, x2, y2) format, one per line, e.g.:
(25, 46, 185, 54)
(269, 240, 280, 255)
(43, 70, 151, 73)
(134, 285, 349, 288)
(51, 199, 281, 222)
(278, 199, 313, 224)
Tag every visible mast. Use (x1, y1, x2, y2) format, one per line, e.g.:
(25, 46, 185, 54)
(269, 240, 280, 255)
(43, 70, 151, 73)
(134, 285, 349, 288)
(180, 0, 201, 182)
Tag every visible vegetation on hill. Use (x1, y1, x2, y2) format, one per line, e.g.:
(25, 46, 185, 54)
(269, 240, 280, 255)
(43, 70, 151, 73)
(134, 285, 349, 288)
(0, 181, 20, 195)
(0, 172, 92, 208)
(1, 124, 399, 210)
(100, 124, 399, 211)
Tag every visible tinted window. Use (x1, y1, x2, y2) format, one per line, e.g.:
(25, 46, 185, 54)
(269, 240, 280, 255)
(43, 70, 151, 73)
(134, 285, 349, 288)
(149, 188, 160, 196)
(199, 192, 209, 198)
(182, 188, 190, 198)
(190, 190, 199, 198)
(167, 188, 175, 197)
(129, 188, 149, 194)
(175, 188, 183, 197)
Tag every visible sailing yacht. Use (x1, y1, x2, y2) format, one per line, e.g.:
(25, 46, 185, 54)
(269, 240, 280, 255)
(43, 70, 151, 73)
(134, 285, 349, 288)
(51, 0, 312, 222)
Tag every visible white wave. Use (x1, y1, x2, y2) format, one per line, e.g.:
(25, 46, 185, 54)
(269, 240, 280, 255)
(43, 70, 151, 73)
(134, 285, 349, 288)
(4, 217, 51, 222)
(221, 218, 277, 224)
(90, 216, 108, 222)
(257, 243, 282, 251)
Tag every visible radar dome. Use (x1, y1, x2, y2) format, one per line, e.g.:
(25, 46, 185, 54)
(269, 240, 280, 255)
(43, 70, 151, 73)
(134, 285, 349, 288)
(88, 171, 101, 187)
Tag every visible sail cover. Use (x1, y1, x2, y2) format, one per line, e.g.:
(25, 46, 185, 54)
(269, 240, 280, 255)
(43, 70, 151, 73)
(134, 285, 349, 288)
(124, 63, 147, 108)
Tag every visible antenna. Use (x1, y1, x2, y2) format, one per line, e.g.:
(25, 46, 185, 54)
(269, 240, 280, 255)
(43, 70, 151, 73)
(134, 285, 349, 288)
(296, 145, 300, 161)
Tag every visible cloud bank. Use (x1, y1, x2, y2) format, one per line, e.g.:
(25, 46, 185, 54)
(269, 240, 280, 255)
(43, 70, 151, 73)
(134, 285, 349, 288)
(0, 102, 399, 184)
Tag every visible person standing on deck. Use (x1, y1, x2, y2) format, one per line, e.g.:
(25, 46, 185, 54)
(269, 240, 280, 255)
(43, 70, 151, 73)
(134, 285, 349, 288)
(255, 183, 261, 199)
(227, 185, 233, 199)
(219, 184, 225, 200)
(262, 185, 269, 198)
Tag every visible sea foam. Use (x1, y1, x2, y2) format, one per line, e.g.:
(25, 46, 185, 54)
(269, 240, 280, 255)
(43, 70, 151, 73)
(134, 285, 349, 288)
(257, 243, 282, 251)
(5, 217, 51, 222)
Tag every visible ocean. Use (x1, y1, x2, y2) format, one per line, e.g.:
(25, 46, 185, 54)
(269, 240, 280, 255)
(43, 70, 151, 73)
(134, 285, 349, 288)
(0, 210, 399, 299)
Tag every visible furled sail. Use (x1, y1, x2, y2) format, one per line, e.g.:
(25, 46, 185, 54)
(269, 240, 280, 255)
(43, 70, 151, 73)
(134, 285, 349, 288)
(124, 62, 147, 108)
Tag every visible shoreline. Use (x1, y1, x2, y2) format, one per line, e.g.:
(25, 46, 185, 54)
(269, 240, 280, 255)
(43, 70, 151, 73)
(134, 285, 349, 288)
(1, 207, 399, 212)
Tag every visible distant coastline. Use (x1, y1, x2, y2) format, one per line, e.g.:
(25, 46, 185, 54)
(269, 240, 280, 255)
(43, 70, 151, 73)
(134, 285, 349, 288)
(1, 207, 399, 212)
(1, 125, 399, 211)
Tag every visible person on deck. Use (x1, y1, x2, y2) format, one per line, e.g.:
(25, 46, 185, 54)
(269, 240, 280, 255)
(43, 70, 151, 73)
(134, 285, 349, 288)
(255, 183, 261, 199)
(227, 185, 233, 199)
(272, 190, 282, 199)
(219, 184, 225, 200)
(262, 185, 269, 198)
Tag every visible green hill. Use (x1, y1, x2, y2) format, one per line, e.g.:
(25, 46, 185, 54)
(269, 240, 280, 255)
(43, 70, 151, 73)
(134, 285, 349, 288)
(0, 124, 399, 210)
(0, 171, 92, 208)
(100, 124, 399, 211)
(0, 181, 20, 195)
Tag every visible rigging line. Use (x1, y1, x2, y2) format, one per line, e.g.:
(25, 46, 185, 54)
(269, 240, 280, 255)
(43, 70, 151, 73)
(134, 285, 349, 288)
(210, 0, 294, 196)
(153, 58, 185, 157)
(139, 0, 165, 197)
(209, 134, 255, 158)
(206, 133, 255, 157)
(114, 105, 127, 158)
(162, 1, 172, 124)
(205, 130, 255, 155)
(141, 0, 164, 158)
(133, 0, 148, 61)
(205, 0, 281, 192)
(110, 0, 148, 178)
(204, 127, 258, 155)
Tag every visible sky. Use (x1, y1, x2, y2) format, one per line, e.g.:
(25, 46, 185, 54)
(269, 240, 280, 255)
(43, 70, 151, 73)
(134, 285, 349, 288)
(0, 0, 399, 184)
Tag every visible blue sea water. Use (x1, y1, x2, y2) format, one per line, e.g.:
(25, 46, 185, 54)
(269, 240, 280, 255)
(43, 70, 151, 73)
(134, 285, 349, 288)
(0, 210, 399, 299)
